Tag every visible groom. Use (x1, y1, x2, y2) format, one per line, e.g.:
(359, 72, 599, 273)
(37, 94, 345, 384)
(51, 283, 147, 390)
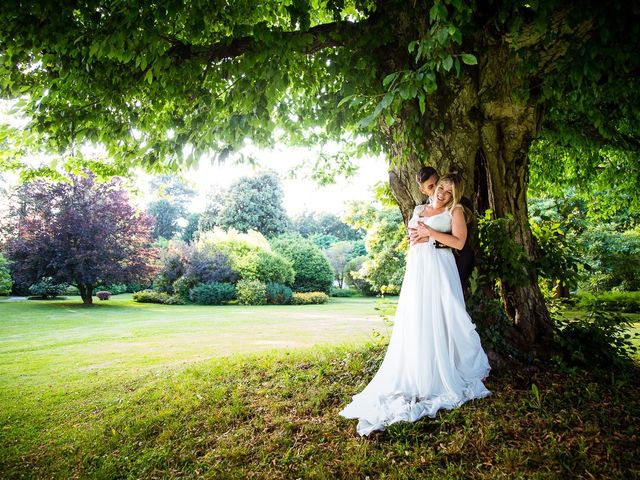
(409, 166, 475, 293)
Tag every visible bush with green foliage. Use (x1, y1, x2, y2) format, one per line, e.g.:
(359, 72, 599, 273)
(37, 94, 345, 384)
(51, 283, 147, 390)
(271, 234, 334, 293)
(291, 292, 330, 305)
(28, 278, 68, 299)
(65, 285, 80, 296)
(100, 283, 128, 295)
(0, 253, 13, 295)
(575, 291, 640, 313)
(530, 218, 581, 294)
(330, 287, 359, 297)
(154, 243, 187, 293)
(96, 291, 111, 300)
(265, 282, 293, 305)
(189, 282, 236, 305)
(476, 210, 529, 287)
(555, 309, 639, 369)
(342, 203, 406, 294)
(234, 249, 295, 286)
(133, 291, 184, 305)
(236, 279, 267, 305)
(577, 225, 640, 292)
(344, 255, 375, 296)
(173, 276, 198, 302)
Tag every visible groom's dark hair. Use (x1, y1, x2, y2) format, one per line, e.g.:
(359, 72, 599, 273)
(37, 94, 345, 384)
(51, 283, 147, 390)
(416, 166, 439, 183)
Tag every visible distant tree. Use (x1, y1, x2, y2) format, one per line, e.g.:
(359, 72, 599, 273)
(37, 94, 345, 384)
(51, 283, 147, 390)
(215, 171, 290, 237)
(4, 173, 156, 305)
(149, 175, 195, 207)
(146, 175, 195, 240)
(148, 199, 182, 240)
(181, 212, 201, 242)
(198, 187, 226, 233)
(310, 234, 339, 250)
(292, 212, 363, 241)
(325, 241, 355, 288)
(343, 201, 407, 294)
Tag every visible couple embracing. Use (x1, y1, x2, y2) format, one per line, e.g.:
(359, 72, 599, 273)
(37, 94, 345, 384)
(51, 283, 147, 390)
(340, 167, 491, 436)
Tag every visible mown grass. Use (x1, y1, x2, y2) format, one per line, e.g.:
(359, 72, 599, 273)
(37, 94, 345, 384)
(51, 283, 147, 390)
(2, 343, 639, 479)
(1, 297, 639, 478)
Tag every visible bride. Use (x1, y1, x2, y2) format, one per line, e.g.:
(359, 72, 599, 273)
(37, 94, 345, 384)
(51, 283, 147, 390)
(339, 173, 491, 436)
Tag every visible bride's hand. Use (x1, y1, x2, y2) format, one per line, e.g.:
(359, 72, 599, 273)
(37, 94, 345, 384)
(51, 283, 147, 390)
(409, 222, 430, 245)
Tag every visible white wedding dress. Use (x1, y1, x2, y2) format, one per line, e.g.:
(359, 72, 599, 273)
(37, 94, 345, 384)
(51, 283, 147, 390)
(340, 206, 491, 435)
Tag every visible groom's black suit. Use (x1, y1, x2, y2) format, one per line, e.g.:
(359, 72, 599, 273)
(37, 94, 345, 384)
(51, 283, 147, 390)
(454, 196, 475, 293)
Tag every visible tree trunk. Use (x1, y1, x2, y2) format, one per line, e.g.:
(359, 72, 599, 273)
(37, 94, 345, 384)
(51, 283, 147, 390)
(385, 46, 554, 355)
(77, 283, 93, 305)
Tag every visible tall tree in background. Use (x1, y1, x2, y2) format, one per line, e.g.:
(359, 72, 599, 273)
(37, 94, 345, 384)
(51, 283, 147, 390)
(146, 175, 195, 239)
(201, 171, 290, 237)
(1, 1, 639, 353)
(3, 173, 156, 304)
(147, 199, 182, 240)
(292, 212, 363, 241)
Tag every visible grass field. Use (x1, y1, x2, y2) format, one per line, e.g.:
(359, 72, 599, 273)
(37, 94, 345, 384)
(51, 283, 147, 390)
(1, 296, 639, 479)
(0, 294, 388, 387)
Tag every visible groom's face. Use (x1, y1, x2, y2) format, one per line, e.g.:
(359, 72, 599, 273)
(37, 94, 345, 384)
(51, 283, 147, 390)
(418, 175, 438, 197)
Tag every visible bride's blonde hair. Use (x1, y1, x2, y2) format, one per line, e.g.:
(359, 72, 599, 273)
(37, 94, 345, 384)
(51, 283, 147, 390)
(436, 173, 463, 212)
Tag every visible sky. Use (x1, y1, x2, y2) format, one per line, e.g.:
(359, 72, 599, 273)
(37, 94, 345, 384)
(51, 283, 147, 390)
(178, 146, 389, 216)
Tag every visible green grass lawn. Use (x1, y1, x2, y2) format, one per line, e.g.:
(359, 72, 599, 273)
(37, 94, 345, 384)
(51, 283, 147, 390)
(1, 296, 639, 479)
(0, 294, 389, 388)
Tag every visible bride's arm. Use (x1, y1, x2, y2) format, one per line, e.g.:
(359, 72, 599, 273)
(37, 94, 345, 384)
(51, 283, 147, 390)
(424, 206, 467, 250)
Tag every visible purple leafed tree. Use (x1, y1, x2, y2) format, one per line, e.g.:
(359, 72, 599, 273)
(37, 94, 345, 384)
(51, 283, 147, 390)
(5, 173, 157, 305)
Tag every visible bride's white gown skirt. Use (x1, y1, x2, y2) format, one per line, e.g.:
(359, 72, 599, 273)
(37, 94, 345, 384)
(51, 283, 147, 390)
(340, 241, 491, 436)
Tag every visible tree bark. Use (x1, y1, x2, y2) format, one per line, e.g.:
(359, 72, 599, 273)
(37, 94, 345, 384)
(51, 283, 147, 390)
(77, 283, 93, 305)
(385, 46, 554, 355)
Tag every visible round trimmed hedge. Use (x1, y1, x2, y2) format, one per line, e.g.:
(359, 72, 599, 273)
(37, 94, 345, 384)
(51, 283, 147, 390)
(270, 234, 334, 293)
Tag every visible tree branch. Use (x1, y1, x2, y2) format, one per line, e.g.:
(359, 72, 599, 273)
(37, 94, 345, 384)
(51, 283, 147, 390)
(164, 21, 365, 65)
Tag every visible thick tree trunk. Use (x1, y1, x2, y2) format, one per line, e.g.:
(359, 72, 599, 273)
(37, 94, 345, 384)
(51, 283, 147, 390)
(385, 47, 554, 355)
(77, 283, 93, 305)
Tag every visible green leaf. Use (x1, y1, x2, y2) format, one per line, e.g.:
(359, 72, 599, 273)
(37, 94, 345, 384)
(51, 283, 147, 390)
(442, 55, 453, 71)
(436, 28, 449, 45)
(144, 70, 153, 84)
(383, 72, 398, 88)
(337, 94, 355, 108)
(418, 94, 426, 115)
(461, 53, 478, 65)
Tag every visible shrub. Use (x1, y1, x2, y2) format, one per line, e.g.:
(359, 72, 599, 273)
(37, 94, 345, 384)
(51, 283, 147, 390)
(237, 251, 295, 285)
(555, 309, 639, 369)
(575, 291, 640, 313)
(184, 248, 237, 284)
(101, 284, 127, 295)
(236, 279, 267, 305)
(65, 285, 80, 296)
(154, 241, 188, 293)
(265, 282, 293, 305)
(577, 225, 640, 292)
(0, 253, 13, 295)
(124, 282, 147, 293)
(291, 292, 330, 305)
(344, 255, 375, 296)
(28, 278, 68, 299)
(189, 282, 236, 305)
(271, 234, 334, 293)
(330, 287, 359, 297)
(96, 291, 112, 301)
(133, 290, 184, 305)
(173, 276, 199, 302)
